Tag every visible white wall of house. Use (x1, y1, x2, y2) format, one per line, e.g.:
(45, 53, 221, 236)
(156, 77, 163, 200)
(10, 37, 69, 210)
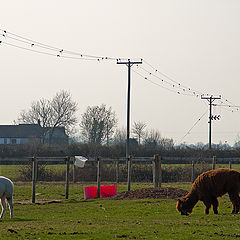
(0, 138, 29, 144)
(19, 138, 29, 144)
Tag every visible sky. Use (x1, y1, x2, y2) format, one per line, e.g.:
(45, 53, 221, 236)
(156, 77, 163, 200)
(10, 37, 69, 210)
(1, 0, 240, 146)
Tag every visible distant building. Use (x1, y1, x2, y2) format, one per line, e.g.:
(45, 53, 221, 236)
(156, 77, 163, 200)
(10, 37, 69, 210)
(0, 124, 68, 146)
(44, 126, 69, 146)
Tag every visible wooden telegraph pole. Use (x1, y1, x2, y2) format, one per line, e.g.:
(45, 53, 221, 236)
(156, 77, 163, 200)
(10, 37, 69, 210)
(201, 95, 221, 150)
(117, 59, 142, 158)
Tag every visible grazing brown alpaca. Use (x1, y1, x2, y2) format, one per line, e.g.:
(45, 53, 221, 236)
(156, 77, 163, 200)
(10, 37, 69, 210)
(176, 168, 240, 215)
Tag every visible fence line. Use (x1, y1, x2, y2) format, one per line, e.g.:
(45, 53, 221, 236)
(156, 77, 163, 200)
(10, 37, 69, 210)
(1, 155, 240, 203)
(2, 156, 240, 164)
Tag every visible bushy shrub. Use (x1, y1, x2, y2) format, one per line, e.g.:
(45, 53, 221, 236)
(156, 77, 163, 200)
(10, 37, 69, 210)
(16, 161, 213, 183)
(17, 163, 65, 181)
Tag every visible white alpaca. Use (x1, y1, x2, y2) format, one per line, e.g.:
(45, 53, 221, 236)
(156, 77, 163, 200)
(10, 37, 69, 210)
(0, 176, 14, 218)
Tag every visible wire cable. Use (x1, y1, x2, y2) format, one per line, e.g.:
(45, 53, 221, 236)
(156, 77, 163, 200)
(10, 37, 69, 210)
(133, 69, 182, 94)
(1, 28, 240, 113)
(143, 59, 205, 96)
(0, 28, 136, 61)
(178, 110, 208, 144)
(136, 65, 202, 97)
(133, 67, 204, 97)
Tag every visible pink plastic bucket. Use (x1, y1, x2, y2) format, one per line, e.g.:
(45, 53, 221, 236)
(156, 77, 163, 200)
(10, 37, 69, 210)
(100, 185, 117, 198)
(84, 186, 97, 200)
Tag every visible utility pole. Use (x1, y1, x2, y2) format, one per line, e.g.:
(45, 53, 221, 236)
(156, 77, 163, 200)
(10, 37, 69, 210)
(117, 59, 142, 158)
(201, 95, 221, 150)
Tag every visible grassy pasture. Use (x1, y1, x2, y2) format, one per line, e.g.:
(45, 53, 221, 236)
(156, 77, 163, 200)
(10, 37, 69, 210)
(0, 182, 240, 239)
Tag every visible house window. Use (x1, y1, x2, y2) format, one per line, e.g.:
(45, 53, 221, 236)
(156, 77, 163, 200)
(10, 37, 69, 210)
(11, 139, 17, 144)
(4, 138, 7, 144)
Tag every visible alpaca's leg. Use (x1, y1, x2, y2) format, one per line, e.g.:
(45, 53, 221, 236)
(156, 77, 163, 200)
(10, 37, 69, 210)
(229, 192, 239, 214)
(0, 197, 7, 218)
(6, 197, 13, 219)
(203, 199, 211, 214)
(212, 198, 219, 214)
(233, 195, 240, 214)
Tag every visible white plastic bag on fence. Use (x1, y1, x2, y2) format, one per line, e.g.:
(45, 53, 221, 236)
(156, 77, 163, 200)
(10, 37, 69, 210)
(74, 156, 88, 168)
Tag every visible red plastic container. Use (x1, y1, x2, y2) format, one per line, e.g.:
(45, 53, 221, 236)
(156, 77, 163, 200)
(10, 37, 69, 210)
(84, 186, 98, 200)
(84, 185, 117, 200)
(100, 185, 117, 198)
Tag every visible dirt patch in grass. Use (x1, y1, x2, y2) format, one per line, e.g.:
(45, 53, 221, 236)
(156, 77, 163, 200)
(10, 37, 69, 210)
(110, 187, 188, 200)
(14, 199, 62, 205)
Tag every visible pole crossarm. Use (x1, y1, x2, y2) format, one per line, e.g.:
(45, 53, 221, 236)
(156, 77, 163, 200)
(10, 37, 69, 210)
(117, 60, 143, 66)
(201, 95, 221, 101)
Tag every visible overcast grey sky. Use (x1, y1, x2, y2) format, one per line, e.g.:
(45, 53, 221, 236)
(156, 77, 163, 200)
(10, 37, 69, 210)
(1, 0, 240, 145)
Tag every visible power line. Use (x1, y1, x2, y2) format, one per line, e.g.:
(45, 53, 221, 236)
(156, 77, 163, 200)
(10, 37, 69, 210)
(141, 60, 240, 113)
(178, 110, 208, 144)
(143, 60, 204, 96)
(136, 66, 202, 97)
(132, 69, 184, 95)
(0, 28, 136, 62)
(1, 28, 240, 114)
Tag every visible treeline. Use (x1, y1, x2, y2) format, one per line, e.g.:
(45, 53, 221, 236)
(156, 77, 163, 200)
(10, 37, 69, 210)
(1, 142, 240, 159)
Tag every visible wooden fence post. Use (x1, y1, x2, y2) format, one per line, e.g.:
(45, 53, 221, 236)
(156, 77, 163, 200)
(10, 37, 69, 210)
(116, 158, 119, 183)
(229, 160, 232, 169)
(32, 157, 37, 203)
(97, 157, 101, 198)
(212, 156, 216, 170)
(153, 155, 160, 188)
(191, 161, 195, 183)
(65, 156, 70, 199)
(73, 162, 77, 183)
(127, 156, 132, 191)
(159, 156, 162, 188)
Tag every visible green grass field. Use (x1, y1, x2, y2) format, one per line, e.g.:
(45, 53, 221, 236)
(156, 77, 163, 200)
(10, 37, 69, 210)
(0, 181, 240, 239)
(1, 164, 240, 239)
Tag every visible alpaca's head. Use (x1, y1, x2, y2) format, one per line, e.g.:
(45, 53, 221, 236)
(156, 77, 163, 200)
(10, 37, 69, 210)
(176, 198, 193, 216)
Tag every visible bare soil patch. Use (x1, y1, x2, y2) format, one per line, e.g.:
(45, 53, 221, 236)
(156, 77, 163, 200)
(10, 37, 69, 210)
(14, 199, 62, 205)
(110, 187, 188, 200)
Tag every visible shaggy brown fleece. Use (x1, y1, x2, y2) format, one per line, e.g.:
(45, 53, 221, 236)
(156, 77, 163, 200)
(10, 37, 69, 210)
(176, 168, 240, 215)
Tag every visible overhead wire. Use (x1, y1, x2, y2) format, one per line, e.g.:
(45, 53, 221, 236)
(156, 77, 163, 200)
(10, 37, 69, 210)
(133, 62, 207, 98)
(141, 59, 240, 113)
(135, 65, 201, 97)
(1, 28, 240, 114)
(133, 60, 240, 142)
(0, 28, 135, 62)
(143, 60, 205, 96)
(132, 69, 181, 94)
(1, 41, 57, 57)
(177, 110, 208, 144)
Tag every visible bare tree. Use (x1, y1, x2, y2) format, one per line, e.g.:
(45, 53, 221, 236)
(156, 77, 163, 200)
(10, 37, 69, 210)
(132, 121, 147, 144)
(80, 104, 117, 145)
(113, 127, 126, 144)
(159, 137, 174, 150)
(18, 98, 52, 128)
(143, 129, 161, 147)
(17, 90, 78, 143)
(105, 107, 118, 145)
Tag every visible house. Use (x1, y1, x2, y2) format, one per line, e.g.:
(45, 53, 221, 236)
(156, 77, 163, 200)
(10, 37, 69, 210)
(44, 126, 69, 145)
(0, 124, 68, 146)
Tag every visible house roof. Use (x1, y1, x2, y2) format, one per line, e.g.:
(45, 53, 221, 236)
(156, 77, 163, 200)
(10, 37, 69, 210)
(0, 124, 43, 138)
